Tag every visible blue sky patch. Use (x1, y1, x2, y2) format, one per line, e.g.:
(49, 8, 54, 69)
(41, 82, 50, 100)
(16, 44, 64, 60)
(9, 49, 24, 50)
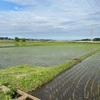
(0, 0, 24, 11)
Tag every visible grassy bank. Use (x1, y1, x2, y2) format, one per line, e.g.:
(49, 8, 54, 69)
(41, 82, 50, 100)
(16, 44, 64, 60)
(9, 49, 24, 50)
(0, 48, 100, 94)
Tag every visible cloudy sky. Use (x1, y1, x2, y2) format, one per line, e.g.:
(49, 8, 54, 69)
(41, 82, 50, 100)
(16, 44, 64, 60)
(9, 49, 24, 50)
(0, 0, 100, 40)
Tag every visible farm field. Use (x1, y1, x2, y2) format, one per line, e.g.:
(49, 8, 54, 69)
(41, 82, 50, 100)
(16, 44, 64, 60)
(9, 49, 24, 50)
(31, 51, 100, 100)
(0, 42, 100, 68)
(0, 41, 100, 100)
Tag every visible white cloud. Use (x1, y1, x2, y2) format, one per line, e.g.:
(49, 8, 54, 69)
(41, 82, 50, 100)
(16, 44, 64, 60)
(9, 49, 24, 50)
(0, 0, 100, 39)
(0, 9, 99, 33)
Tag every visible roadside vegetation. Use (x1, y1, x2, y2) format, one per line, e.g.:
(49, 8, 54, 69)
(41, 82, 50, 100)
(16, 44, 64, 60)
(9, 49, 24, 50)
(0, 91, 11, 100)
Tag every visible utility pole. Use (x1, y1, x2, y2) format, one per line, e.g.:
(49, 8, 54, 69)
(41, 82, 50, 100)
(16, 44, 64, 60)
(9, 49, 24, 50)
(91, 29, 93, 41)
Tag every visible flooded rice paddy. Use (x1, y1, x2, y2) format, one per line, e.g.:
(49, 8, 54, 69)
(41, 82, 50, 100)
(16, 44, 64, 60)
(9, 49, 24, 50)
(31, 52, 100, 100)
(0, 43, 100, 68)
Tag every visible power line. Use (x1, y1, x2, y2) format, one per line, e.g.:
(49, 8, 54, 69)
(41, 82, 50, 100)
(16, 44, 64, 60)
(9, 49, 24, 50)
(94, 0, 100, 8)
(96, 0, 100, 4)
(74, 0, 97, 21)
(86, 0, 98, 13)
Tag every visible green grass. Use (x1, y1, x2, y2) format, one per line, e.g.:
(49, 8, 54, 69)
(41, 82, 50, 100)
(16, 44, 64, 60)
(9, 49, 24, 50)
(0, 91, 11, 100)
(0, 48, 100, 93)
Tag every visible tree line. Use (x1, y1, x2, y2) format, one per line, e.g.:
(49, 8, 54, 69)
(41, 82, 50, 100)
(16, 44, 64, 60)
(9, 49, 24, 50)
(0, 37, 26, 42)
(0, 37, 12, 40)
(0, 37, 53, 42)
(0, 37, 100, 41)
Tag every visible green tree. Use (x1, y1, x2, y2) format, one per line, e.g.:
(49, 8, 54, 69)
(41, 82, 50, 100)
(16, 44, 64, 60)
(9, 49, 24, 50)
(93, 38, 100, 41)
(21, 38, 26, 42)
(15, 37, 20, 42)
